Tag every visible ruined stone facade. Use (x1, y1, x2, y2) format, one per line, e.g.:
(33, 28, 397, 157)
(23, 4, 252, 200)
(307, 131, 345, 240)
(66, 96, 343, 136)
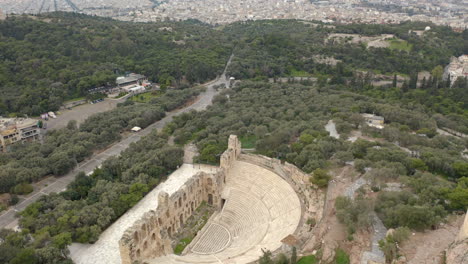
(119, 135, 241, 264)
(118, 135, 322, 264)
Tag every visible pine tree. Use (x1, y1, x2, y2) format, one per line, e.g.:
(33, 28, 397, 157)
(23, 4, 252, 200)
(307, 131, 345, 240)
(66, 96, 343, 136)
(401, 81, 409, 93)
(392, 74, 397, 88)
(446, 74, 451, 88)
(291, 247, 297, 264)
(409, 73, 418, 89)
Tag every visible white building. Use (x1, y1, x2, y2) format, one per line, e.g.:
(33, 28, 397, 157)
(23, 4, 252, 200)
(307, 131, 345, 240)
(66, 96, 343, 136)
(443, 55, 468, 86)
(0, 118, 40, 152)
(362, 113, 385, 129)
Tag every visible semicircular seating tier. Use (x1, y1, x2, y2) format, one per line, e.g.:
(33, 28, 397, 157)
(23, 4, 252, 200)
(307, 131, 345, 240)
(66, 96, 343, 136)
(148, 160, 302, 264)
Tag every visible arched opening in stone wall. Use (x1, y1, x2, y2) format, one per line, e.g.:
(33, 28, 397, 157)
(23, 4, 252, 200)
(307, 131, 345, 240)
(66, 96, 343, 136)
(152, 233, 156, 241)
(179, 214, 184, 227)
(179, 197, 182, 208)
(207, 178, 213, 186)
(136, 249, 141, 258)
(183, 192, 187, 201)
(191, 201, 194, 213)
(158, 218, 162, 226)
(143, 241, 148, 250)
(174, 202, 178, 209)
(221, 198, 226, 209)
(133, 232, 139, 243)
(208, 193, 213, 206)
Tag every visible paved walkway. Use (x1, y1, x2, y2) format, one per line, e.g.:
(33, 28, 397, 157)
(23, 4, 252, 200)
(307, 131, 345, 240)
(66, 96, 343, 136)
(344, 177, 387, 264)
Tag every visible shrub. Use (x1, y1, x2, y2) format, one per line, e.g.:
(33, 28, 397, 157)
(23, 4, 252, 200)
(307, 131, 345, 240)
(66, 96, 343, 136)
(335, 196, 372, 236)
(12, 183, 33, 195)
(334, 248, 350, 264)
(9, 195, 19, 205)
(310, 168, 331, 188)
(297, 255, 317, 264)
(379, 227, 410, 263)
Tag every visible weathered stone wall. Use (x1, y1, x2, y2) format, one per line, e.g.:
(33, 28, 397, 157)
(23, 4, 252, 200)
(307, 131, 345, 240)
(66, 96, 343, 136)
(118, 135, 320, 263)
(118, 136, 241, 264)
(220, 135, 241, 175)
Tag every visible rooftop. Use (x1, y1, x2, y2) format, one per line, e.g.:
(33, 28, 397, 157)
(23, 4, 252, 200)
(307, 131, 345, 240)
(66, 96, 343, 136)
(0, 118, 37, 131)
(362, 113, 384, 120)
(116, 73, 146, 85)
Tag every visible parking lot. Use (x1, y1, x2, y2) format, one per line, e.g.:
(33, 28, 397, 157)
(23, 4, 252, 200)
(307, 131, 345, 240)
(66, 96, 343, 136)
(45, 98, 122, 130)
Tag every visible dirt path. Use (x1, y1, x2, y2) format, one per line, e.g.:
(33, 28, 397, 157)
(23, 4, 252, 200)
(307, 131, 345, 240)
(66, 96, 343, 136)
(304, 166, 366, 262)
(400, 215, 465, 264)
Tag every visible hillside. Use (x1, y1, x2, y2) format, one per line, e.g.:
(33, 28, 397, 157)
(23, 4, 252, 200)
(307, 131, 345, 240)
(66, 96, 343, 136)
(0, 14, 466, 264)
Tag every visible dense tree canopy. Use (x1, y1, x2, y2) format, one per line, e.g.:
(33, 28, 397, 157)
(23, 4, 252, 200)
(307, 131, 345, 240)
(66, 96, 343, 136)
(0, 13, 232, 115)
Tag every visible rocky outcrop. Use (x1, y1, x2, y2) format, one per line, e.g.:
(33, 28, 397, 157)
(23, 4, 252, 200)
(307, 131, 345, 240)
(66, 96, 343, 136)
(446, 211, 468, 264)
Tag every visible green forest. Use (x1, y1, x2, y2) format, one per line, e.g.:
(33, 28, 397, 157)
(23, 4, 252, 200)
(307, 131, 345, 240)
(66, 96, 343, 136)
(0, 13, 232, 115)
(0, 13, 466, 264)
(1, 14, 467, 118)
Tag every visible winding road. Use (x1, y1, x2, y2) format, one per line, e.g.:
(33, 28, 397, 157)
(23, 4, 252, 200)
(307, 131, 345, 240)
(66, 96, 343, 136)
(0, 54, 234, 230)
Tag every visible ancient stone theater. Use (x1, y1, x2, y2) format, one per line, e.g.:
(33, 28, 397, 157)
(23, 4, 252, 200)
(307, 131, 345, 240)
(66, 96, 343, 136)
(70, 135, 324, 264)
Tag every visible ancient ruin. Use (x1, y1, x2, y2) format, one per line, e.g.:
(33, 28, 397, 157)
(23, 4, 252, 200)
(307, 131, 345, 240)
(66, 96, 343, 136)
(116, 135, 324, 264)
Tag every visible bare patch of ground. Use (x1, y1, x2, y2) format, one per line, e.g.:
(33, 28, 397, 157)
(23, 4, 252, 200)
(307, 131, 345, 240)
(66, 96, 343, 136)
(312, 55, 341, 66)
(183, 144, 198, 164)
(304, 166, 370, 263)
(326, 33, 394, 48)
(400, 214, 465, 264)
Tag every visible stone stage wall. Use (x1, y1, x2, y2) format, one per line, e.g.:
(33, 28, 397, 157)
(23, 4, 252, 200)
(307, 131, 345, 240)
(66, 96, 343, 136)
(119, 135, 241, 264)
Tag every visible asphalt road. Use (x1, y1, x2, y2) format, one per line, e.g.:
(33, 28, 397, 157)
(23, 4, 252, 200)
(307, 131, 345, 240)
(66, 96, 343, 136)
(0, 55, 233, 229)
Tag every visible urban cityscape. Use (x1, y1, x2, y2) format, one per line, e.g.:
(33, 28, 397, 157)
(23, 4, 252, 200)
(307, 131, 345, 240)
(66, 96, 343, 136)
(0, 1, 467, 264)
(0, 0, 466, 29)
